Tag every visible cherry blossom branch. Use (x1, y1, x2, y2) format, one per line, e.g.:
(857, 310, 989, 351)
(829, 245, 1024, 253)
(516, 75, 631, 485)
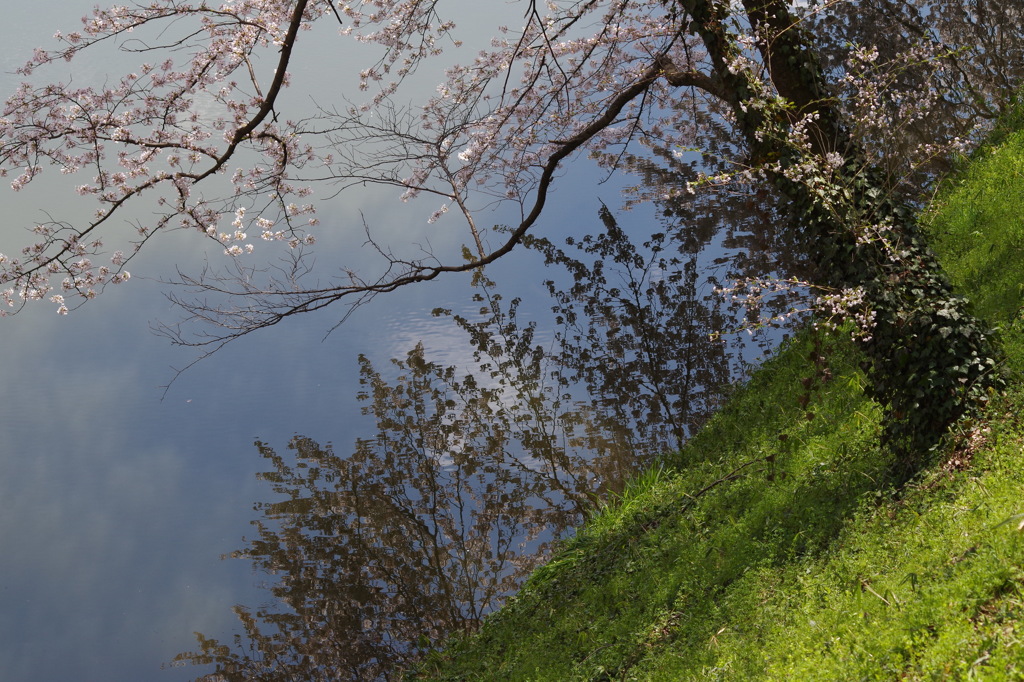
(1, 0, 322, 313)
(157, 55, 678, 347)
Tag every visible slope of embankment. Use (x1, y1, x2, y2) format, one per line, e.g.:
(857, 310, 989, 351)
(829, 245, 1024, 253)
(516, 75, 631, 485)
(413, 114, 1024, 680)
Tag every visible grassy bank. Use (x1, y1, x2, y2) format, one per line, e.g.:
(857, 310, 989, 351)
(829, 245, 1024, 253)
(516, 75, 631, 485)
(411, 124, 1024, 680)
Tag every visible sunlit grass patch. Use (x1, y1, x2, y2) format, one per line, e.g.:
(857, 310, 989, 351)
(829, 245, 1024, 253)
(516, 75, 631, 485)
(927, 128, 1024, 376)
(413, 104, 1024, 682)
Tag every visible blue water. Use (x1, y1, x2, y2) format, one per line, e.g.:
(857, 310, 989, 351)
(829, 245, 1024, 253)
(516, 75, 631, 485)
(0, 5, 785, 680)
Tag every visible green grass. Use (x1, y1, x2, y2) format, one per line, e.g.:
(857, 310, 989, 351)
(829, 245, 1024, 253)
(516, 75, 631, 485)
(925, 128, 1024, 376)
(410, 118, 1024, 681)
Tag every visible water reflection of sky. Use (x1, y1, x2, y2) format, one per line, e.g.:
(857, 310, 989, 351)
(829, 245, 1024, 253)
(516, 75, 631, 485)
(0, 5, 786, 680)
(0, 5, 499, 680)
(0, 182, 767, 680)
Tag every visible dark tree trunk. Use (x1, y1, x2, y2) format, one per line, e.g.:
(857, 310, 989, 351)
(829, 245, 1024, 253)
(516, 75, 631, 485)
(678, 0, 1000, 468)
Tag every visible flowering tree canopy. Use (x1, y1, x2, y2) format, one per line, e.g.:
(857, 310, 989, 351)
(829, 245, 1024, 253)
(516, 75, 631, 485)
(0, 0, 1019, 457)
(0, 0, 709, 323)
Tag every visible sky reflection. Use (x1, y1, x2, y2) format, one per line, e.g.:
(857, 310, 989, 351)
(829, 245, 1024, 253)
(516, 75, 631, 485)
(0, 4, 788, 680)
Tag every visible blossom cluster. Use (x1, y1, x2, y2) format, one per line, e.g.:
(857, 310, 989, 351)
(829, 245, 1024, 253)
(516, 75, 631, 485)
(0, 234, 130, 316)
(1, 0, 328, 313)
(716, 275, 877, 343)
(838, 40, 983, 189)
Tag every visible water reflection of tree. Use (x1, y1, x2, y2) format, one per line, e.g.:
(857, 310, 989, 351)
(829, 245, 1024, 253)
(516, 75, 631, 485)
(176, 348, 585, 681)
(171, 74, 814, 679)
(175, 198, 773, 680)
(525, 205, 740, 453)
(170, 2, 1024, 676)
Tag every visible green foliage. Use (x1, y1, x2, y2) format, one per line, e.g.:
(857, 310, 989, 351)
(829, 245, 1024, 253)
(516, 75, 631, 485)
(410, 108, 1024, 682)
(926, 124, 1024, 378)
(764, 122, 1000, 469)
(708, 0, 1002, 468)
(415, 332, 1024, 682)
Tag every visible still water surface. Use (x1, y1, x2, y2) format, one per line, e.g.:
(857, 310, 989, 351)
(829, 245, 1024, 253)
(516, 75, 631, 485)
(0, 5, 785, 680)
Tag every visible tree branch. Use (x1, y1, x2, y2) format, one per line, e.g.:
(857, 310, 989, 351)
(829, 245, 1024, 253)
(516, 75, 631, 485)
(163, 56, 673, 346)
